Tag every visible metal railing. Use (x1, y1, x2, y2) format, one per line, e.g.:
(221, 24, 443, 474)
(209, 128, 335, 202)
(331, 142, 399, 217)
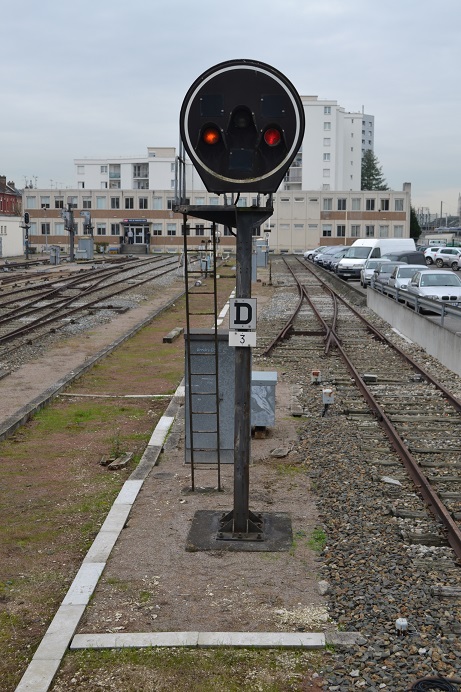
(371, 281, 461, 327)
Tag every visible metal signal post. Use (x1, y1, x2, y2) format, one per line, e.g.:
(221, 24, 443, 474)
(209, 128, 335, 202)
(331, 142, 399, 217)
(179, 59, 304, 547)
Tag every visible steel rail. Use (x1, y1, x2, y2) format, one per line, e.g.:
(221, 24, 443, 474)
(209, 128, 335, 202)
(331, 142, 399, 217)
(271, 256, 461, 561)
(0, 259, 179, 348)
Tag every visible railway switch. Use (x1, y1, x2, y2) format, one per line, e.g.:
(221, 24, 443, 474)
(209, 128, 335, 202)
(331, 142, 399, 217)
(179, 59, 305, 194)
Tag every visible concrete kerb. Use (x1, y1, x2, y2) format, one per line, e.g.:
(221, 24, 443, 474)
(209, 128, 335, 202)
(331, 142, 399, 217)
(1, 289, 184, 444)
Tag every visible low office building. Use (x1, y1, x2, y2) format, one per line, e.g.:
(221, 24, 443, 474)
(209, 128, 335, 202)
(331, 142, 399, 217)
(24, 183, 411, 256)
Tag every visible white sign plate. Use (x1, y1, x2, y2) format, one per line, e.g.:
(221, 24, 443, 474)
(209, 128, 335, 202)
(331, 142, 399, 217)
(229, 298, 257, 331)
(229, 331, 257, 347)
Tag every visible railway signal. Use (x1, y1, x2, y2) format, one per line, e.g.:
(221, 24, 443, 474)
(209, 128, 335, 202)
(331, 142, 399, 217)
(179, 59, 305, 194)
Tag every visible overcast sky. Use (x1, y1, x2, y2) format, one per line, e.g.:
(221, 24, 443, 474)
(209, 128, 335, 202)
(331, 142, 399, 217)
(1, 0, 460, 217)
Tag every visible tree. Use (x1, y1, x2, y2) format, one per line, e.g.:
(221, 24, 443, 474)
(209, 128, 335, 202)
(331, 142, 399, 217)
(361, 150, 388, 190)
(410, 206, 421, 241)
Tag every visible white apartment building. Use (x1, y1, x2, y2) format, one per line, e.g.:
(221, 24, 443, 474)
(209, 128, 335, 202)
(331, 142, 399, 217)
(23, 97, 408, 256)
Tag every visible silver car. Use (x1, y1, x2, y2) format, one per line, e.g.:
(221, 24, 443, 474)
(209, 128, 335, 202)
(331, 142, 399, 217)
(359, 258, 391, 287)
(433, 247, 461, 269)
(387, 264, 429, 291)
(405, 270, 461, 309)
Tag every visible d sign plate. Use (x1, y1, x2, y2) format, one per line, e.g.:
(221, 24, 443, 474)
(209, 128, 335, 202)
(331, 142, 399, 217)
(229, 298, 257, 331)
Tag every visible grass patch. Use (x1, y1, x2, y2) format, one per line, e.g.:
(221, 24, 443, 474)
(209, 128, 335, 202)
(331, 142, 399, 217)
(54, 648, 325, 691)
(307, 527, 327, 553)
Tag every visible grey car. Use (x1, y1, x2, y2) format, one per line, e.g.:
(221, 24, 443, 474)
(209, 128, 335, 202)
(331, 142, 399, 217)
(360, 258, 391, 287)
(371, 262, 405, 290)
(387, 264, 429, 291)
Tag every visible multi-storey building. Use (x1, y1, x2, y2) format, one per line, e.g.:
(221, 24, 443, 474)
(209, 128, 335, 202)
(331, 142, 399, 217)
(24, 181, 412, 255)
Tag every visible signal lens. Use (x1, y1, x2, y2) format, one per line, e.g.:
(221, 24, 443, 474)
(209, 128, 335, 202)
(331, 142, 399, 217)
(202, 127, 221, 145)
(264, 127, 282, 147)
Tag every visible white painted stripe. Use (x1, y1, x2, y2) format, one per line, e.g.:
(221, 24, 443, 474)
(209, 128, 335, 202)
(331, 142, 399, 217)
(148, 415, 174, 447)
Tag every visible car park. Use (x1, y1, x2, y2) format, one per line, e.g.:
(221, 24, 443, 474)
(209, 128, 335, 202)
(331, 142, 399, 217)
(387, 264, 429, 292)
(405, 270, 461, 309)
(371, 262, 405, 290)
(433, 247, 461, 269)
(359, 258, 391, 287)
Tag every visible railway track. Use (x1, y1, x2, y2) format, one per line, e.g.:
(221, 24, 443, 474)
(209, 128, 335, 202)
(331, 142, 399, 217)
(0, 255, 182, 364)
(255, 255, 461, 561)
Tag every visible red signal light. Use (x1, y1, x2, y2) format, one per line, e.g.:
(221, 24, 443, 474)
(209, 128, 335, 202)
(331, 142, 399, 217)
(263, 127, 282, 147)
(202, 127, 221, 145)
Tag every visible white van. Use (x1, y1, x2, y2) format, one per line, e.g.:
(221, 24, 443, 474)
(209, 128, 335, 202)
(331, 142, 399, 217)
(336, 238, 416, 280)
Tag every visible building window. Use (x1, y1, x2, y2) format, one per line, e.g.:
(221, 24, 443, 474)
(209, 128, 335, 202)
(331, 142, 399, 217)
(139, 197, 148, 210)
(125, 197, 134, 210)
(379, 225, 389, 238)
(167, 199, 175, 210)
(82, 197, 92, 209)
(78, 182, 85, 189)
(324, 122, 331, 130)
(323, 138, 331, 146)
(67, 197, 78, 208)
(181, 224, 190, 236)
(167, 223, 176, 236)
(77, 165, 84, 174)
(394, 199, 404, 211)
(324, 106, 331, 114)
(323, 169, 330, 178)
(40, 196, 50, 209)
(41, 223, 50, 235)
(96, 197, 106, 210)
(54, 197, 64, 209)
(237, 197, 247, 207)
(351, 224, 361, 237)
(195, 197, 205, 205)
(100, 182, 108, 189)
(322, 224, 332, 237)
(380, 199, 389, 211)
(100, 165, 108, 174)
(365, 225, 375, 237)
(294, 196, 305, 203)
(323, 198, 333, 211)
(195, 224, 205, 236)
(322, 184, 330, 191)
(351, 198, 361, 211)
(337, 198, 346, 211)
(152, 223, 162, 236)
(323, 153, 330, 161)
(394, 225, 404, 238)
(153, 197, 162, 210)
(366, 199, 375, 211)
(55, 222, 64, 234)
(210, 197, 219, 206)
(110, 223, 120, 236)
(96, 223, 106, 236)
(294, 223, 304, 230)
(336, 225, 346, 237)
(111, 197, 120, 209)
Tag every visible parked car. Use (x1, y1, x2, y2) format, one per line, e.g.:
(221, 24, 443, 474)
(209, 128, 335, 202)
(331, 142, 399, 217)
(371, 262, 406, 290)
(424, 247, 443, 265)
(433, 247, 461, 269)
(387, 264, 429, 291)
(380, 251, 426, 265)
(326, 248, 349, 271)
(304, 246, 327, 260)
(454, 255, 461, 272)
(359, 258, 391, 287)
(405, 270, 461, 310)
(315, 245, 347, 268)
